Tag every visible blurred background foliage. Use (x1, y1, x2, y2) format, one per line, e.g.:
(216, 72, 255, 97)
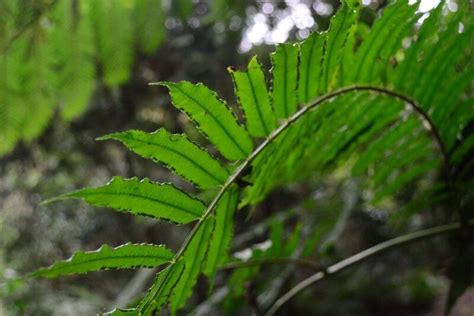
(0, 0, 472, 315)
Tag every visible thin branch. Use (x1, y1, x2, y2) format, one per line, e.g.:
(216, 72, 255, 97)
(220, 257, 320, 272)
(140, 85, 456, 312)
(265, 220, 474, 316)
(110, 268, 157, 310)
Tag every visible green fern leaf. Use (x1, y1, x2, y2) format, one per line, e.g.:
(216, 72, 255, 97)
(351, 0, 416, 83)
(204, 185, 239, 278)
(229, 56, 277, 137)
(416, 28, 472, 108)
(298, 32, 325, 103)
(24, 1, 473, 314)
(271, 43, 299, 118)
(170, 217, 214, 314)
(90, 0, 133, 86)
(352, 118, 420, 175)
(372, 136, 433, 187)
(27, 243, 173, 279)
(99, 129, 229, 189)
(373, 159, 440, 203)
(139, 259, 186, 314)
(52, 176, 205, 224)
(320, 1, 357, 92)
(134, 0, 165, 54)
(160, 81, 254, 160)
(50, 0, 96, 120)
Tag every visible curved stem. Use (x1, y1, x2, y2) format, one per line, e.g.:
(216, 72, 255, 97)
(140, 85, 454, 312)
(266, 220, 474, 316)
(220, 257, 320, 272)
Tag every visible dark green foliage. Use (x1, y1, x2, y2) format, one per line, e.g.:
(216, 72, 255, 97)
(23, 0, 473, 314)
(0, 0, 167, 156)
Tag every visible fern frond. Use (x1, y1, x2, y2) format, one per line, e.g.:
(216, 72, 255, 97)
(203, 185, 239, 279)
(139, 259, 186, 313)
(159, 81, 254, 160)
(50, 176, 205, 224)
(99, 129, 229, 189)
(89, 0, 133, 86)
(34, 1, 473, 314)
(320, 1, 358, 92)
(0, 0, 171, 157)
(298, 32, 325, 102)
(50, 0, 95, 120)
(351, 0, 417, 84)
(27, 243, 174, 279)
(133, 0, 165, 54)
(271, 43, 299, 118)
(229, 56, 277, 137)
(169, 217, 214, 314)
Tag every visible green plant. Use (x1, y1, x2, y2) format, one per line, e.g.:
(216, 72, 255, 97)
(0, 0, 164, 156)
(0, 0, 244, 157)
(14, 0, 473, 314)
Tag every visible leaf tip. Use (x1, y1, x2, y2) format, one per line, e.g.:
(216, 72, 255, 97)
(148, 81, 164, 86)
(39, 194, 69, 206)
(153, 81, 175, 88)
(96, 134, 116, 141)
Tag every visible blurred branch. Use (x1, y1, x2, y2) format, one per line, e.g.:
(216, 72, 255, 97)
(110, 268, 156, 310)
(320, 180, 358, 249)
(266, 220, 474, 316)
(220, 257, 320, 272)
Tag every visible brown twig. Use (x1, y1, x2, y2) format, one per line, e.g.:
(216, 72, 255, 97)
(220, 257, 320, 272)
(266, 220, 474, 315)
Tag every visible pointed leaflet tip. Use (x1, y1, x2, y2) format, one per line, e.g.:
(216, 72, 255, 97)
(45, 176, 205, 224)
(229, 56, 277, 137)
(155, 81, 177, 88)
(97, 129, 230, 189)
(96, 132, 123, 141)
(271, 42, 299, 118)
(39, 191, 78, 206)
(164, 81, 253, 160)
(25, 243, 175, 280)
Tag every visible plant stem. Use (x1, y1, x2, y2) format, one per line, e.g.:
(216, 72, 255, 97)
(220, 257, 320, 272)
(266, 220, 474, 316)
